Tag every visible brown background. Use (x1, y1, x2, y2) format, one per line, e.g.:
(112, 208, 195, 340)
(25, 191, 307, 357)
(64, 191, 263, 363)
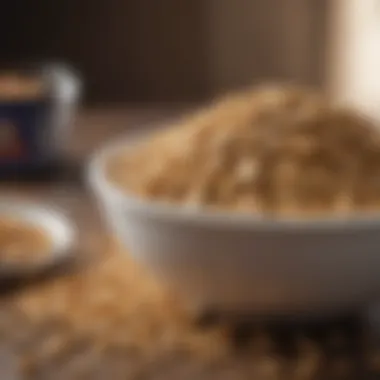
(1, 0, 329, 103)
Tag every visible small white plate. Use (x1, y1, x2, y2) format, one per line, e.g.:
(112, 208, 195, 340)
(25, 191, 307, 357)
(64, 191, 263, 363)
(0, 199, 76, 279)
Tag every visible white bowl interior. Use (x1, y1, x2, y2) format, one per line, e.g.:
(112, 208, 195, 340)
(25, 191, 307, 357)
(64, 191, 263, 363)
(0, 200, 75, 265)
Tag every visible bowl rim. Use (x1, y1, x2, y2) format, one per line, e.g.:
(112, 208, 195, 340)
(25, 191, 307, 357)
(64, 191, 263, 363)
(0, 198, 76, 275)
(88, 130, 380, 232)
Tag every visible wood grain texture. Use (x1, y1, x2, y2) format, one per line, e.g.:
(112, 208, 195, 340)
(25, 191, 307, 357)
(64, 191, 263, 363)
(1, 0, 329, 101)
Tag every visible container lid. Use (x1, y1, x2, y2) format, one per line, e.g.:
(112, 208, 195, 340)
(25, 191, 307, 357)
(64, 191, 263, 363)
(0, 62, 82, 103)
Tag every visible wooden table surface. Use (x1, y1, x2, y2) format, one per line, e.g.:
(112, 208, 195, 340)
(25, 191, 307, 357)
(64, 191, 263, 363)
(1, 107, 380, 380)
(69, 106, 191, 160)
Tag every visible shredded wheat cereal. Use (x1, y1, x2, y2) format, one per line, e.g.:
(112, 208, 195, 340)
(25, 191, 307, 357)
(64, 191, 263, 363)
(11, 240, 230, 364)
(0, 218, 52, 264)
(107, 84, 380, 216)
(5, 242, 376, 379)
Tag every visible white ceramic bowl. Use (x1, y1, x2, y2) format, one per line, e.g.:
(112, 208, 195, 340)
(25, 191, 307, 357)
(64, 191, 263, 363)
(89, 134, 380, 318)
(0, 200, 76, 278)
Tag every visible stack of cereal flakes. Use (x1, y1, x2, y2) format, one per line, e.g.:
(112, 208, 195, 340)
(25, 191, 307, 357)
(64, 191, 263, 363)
(0, 240, 376, 379)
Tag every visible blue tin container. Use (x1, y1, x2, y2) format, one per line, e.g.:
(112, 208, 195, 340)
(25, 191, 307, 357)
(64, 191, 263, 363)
(0, 99, 50, 171)
(0, 65, 81, 175)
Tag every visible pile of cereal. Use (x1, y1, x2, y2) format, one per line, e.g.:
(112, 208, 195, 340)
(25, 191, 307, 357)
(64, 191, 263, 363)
(107, 85, 380, 216)
(0, 218, 52, 264)
(11, 240, 228, 362)
(7, 242, 364, 380)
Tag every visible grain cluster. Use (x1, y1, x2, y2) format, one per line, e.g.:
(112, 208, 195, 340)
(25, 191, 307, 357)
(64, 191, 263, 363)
(108, 85, 380, 216)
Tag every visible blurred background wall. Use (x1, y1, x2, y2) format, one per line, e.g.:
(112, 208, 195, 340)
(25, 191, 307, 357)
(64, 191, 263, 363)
(0, 0, 329, 104)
